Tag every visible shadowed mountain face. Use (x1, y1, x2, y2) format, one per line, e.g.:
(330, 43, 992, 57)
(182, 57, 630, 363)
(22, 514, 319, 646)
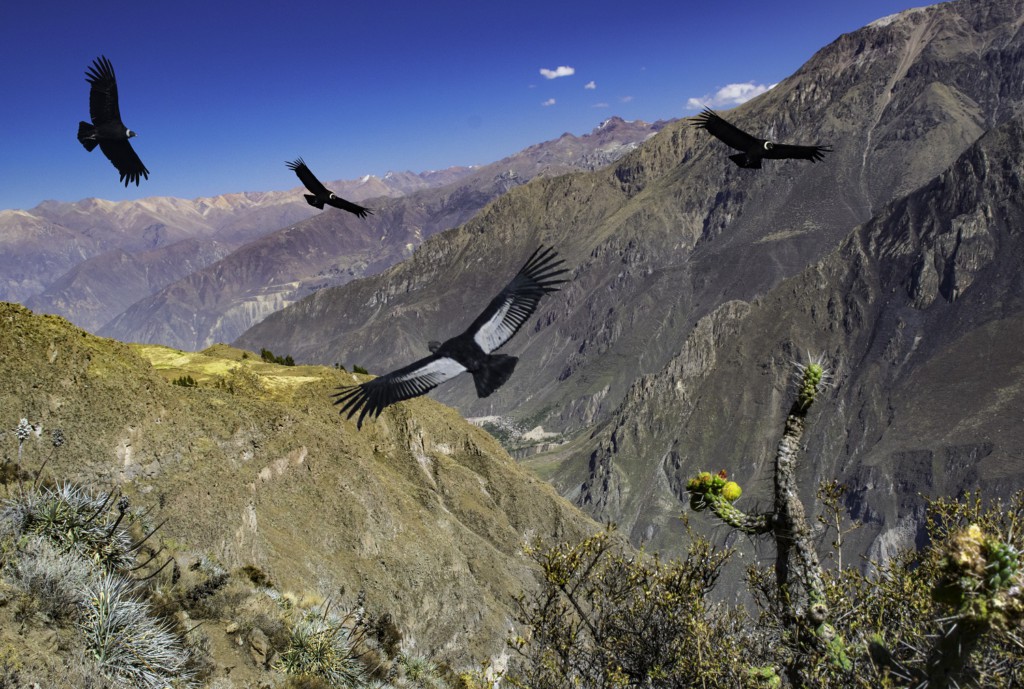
(557, 112, 1024, 557)
(236, 0, 1024, 555)
(95, 117, 663, 351)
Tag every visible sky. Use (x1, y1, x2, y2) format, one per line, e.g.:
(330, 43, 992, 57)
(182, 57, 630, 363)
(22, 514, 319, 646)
(0, 0, 922, 211)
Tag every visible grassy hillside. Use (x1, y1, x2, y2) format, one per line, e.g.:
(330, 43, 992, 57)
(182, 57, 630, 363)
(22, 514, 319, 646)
(0, 302, 598, 682)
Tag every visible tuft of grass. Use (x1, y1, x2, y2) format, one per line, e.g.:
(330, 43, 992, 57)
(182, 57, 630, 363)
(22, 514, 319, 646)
(81, 573, 196, 689)
(0, 483, 138, 572)
(276, 604, 368, 687)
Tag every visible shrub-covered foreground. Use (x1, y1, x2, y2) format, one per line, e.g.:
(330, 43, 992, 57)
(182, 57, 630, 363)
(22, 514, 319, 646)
(0, 425, 457, 689)
(2, 355, 1021, 688)
(505, 359, 1023, 688)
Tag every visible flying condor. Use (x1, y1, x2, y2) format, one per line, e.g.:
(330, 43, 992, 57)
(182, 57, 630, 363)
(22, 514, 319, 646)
(332, 245, 569, 428)
(77, 56, 150, 186)
(286, 158, 373, 218)
(691, 108, 832, 169)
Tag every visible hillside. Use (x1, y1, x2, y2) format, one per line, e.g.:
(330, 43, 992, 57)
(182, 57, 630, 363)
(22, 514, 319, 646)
(0, 302, 598, 668)
(235, 0, 1024, 556)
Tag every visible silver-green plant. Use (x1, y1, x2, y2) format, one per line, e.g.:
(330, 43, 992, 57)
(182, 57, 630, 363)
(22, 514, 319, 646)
(276, 603, 369, 686)
(0, 482, 138, 571)
(81, 572, 196, 689)
(12, 535, 98, 622)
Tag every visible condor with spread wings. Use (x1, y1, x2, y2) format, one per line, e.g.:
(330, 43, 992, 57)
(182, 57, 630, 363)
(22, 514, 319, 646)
(77, 56, 149, 186)
(691, 108, 831, 169)
(286, 158, 372, 218)
(333, 245, 568, 428)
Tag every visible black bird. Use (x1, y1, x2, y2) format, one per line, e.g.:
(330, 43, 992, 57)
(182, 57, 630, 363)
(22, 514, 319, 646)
(77, 56, 149, 186)
(691, 108, 831, 169)
(286, 158, 373, 218)
(332, 245, 569, 428)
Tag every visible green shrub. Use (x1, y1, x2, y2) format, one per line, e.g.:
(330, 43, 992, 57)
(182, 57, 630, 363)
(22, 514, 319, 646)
(81, 573, 196, 688)
(276, 604, 367, 687)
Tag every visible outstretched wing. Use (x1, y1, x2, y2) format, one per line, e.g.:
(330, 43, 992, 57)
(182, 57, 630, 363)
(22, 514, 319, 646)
(85, 56, 122, 127)
(763, 143, 833, 163)
(286, 157, 331, 196)
(467, 245, 569, 354)
(691, 108, 758, 152)
(98, 140, 149, 187)
(329, 195, 373, 218)
(332, 354, 467, 428)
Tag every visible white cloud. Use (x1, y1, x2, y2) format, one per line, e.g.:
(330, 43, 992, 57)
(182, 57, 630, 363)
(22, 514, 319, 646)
(592, 102, 610, 108)
(542, 98, 556, 107)
(686, 81, 777, 109)
(620, 95, 634, 103)
(540, 65, 575, 79)
(584, 80, 596, 90)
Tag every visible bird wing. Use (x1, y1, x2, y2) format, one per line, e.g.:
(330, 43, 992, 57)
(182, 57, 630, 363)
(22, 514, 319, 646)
(762, 143, 833, 162)
(85, 56, 122, 126)
(468, 245, 568, 354)
(286, 158, 331, 196)
(332, 354, 467, 428)
(98, 140, 150, 187)
(328, 195, 374, 218)
(690, 108, 758, 152)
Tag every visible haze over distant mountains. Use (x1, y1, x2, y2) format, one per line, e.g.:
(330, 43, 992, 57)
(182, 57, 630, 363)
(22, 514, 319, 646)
(0, 117, 662, 349)
(238, 0, 1024, 557)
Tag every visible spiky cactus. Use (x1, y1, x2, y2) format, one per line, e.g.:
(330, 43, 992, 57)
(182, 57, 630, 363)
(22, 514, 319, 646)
(686, 354, 847, 681)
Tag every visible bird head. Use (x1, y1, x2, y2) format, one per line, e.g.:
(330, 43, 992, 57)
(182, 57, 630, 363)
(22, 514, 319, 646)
(127, 130, 137, 138)
(763, 141, 774, 151)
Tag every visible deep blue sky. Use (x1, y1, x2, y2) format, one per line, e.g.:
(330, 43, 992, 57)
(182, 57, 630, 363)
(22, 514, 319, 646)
(0, 0, 921, 210)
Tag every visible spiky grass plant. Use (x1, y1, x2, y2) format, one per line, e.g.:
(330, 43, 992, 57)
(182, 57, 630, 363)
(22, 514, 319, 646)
(81, 573, 196, 689)
(276, 603, 369, 687)
(12, 535, 97, 622)
(0, 482, 137, 572)
(395, 650, 446, 689)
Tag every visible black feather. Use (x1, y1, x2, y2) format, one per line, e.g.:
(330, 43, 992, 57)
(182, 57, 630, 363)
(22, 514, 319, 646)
(332, 245, 569, 429)
(78, 56, 148, 187)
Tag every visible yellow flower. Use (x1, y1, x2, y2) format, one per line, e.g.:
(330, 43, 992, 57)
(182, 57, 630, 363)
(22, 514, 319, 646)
(722, 481, 742, 502)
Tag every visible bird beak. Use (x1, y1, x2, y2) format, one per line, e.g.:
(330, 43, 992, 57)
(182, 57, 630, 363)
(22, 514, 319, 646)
(128, 130, 137, 138)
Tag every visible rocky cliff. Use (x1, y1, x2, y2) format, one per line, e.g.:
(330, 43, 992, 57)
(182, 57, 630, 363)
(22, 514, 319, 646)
(236, 0, 1024, 558)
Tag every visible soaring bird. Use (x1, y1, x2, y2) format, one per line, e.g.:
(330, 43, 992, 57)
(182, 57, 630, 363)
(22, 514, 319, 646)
(77, 56, 149, 186)
(691, 108, 832, 169)
(333, 245, 569, 428)
(286, 158, 373, 218)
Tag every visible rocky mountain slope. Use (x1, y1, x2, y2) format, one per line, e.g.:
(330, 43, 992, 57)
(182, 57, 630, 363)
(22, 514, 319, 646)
(0, 302, 597, 665)
(547, 111, 1024, 556)
(98, 117, 663, 351)
(1, 169, 476, 330)
(236, 0, 1024, 557)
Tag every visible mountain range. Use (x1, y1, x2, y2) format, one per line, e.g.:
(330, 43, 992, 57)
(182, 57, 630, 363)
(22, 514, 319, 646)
(236, 0, 1024, 557)
(0, 117, 662, 349)
(1, 0, 1022, 663)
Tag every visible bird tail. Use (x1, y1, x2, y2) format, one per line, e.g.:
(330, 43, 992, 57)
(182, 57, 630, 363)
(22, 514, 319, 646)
(304, 194, 324, 209)
(473, 354, 518, 398)
(728, 153, 760, 169)
(77, 122, 99, 151)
